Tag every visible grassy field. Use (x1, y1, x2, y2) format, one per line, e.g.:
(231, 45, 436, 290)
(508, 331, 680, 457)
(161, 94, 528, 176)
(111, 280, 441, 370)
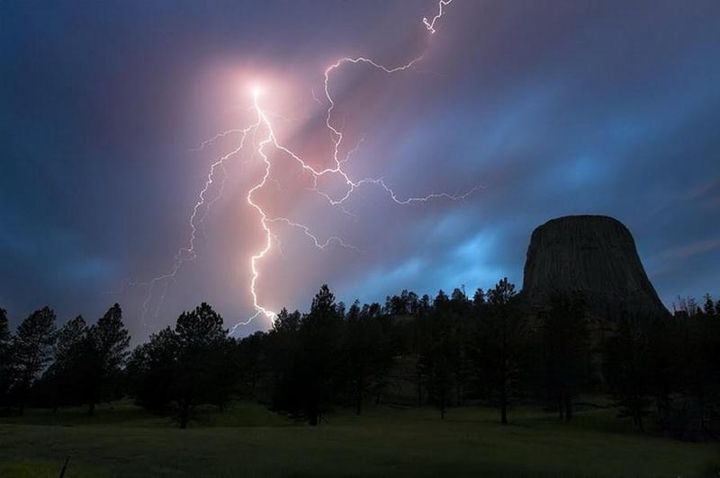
(0, 401, 718, 477)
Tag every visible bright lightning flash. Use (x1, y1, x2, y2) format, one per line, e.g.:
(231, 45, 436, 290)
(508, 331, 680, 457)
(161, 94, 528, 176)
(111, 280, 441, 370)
(250, 83, 264, 99)
(140, 0, 469, 333)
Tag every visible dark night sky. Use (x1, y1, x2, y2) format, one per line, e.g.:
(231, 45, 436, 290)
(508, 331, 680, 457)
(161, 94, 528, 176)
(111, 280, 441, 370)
(1, 0, 719, 338)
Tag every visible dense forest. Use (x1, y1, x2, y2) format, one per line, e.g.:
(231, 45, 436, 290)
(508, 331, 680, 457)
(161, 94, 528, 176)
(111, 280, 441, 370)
(1, 280, 718, 440)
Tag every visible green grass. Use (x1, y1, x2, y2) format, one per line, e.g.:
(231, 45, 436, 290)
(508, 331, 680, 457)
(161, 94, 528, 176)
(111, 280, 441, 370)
(0, 401, 718, 477)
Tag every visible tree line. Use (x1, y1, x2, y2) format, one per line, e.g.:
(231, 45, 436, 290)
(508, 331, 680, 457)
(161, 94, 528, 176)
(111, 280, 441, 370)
(0, 281, 718, 439)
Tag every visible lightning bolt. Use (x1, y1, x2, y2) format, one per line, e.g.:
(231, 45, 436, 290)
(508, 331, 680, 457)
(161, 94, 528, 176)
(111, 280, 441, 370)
(423, 0, 453, 34)
(137, 121, 259, 324)
(139, 0, 467, 332)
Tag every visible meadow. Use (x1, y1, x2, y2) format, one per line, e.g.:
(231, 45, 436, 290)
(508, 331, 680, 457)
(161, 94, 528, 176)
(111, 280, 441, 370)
(1, 401, 718, 478)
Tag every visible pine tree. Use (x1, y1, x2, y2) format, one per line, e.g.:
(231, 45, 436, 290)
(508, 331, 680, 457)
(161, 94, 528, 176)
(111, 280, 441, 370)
(603, 314, 652, 431)
(12, 307, 57, 414)
(541, 293, 590, 421)
(46, 315, 88, 410)
(297, 285, 343, 425)
(475, 278, 526, 424)
(703, 294, 716, 317)
(85, 304, 130, 415)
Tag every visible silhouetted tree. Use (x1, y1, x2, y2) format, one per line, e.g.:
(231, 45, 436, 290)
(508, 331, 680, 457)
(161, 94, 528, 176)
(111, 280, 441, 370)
(297, 285, 343, 425)
(703, 294, 716, 317)
(269, 286, 344, 425)
(450, 288, 474, 405)
(343, 301, 375, 415)
(674, 296, 700, 318)
(55, 316, 88, 366)
(84, 304, 131, 415)
(410, 297, 431, 406)
(42, 315, 88, 410)
(127, 327, 178, 412)
(128, 303, 234, 428)
(540, 293, 591, 421)
(264, 308, 301, 410)
(644, 315, 684, 434)
(419, 292, 459, 418)
(420, 334, 454, 419)
(235, 331, 265, 399)
(680, 312, 720, 439)
(473, 288, 486, 308)
(386, 290, 419, 316)
(365, 304, 395, 406)
(12, 307, 57, 414)
(175, 303, 233, 427)
(603, 314, 652, 431)
(474, 278, 526, 424)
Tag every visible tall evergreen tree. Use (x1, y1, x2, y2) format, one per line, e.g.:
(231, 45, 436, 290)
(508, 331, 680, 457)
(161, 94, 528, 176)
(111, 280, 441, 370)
(127, 327, 178, 412)
(603, 314, 652, 431)
(703, 294, 716, 317)
(235, 331, 266, 399)
(473, 288, 486, 307)
(174, 302, 233, 426)
(541, 293, 591, 421)
(296, 285, 343, 425)
(44, 315, 88, 410)
(12, 307, 57, 414)
(343, 301, 371, 415)
(85, 304, 131, 415)
(419, 294, 457, 419)
(475, 278, 526, 424)
(265, 308, 302, 411)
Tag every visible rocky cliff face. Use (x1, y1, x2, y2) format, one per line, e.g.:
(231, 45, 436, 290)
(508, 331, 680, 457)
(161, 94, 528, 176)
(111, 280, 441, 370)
(521, 215, 668, 318)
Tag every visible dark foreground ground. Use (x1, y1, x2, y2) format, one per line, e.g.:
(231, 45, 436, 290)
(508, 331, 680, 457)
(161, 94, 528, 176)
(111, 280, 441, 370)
(0, 401, 718, 477)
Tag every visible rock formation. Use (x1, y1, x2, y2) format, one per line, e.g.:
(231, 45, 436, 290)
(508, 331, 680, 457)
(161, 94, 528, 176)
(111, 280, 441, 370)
(521, 215, 668, 318)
